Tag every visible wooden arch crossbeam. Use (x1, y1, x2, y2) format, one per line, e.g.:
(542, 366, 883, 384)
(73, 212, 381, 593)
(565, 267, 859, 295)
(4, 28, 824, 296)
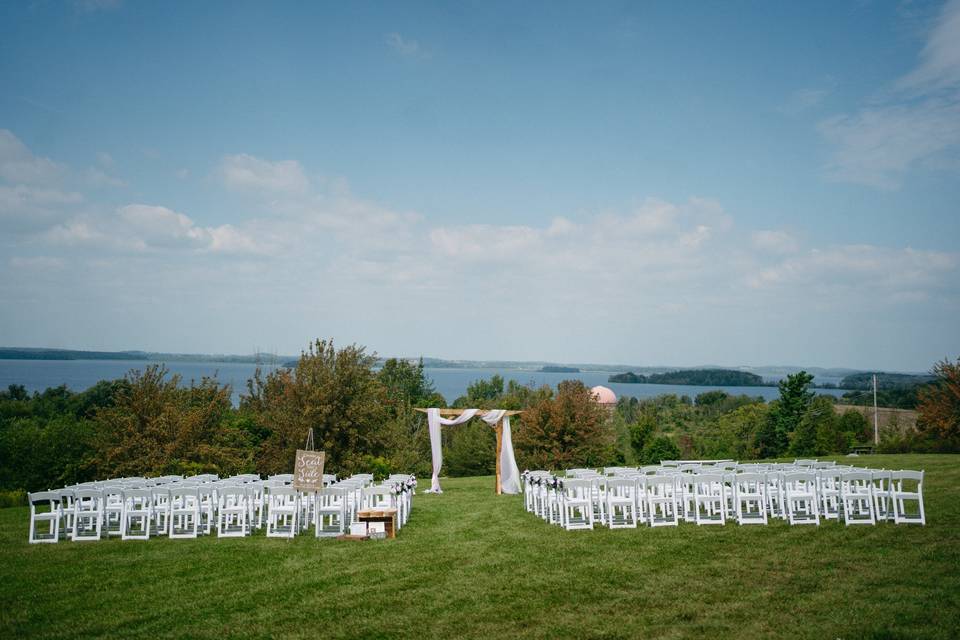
(415, 408, 523, 494)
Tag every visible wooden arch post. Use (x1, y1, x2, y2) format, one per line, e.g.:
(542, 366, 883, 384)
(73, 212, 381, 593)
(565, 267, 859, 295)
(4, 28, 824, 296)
(415, 408, 523, 494)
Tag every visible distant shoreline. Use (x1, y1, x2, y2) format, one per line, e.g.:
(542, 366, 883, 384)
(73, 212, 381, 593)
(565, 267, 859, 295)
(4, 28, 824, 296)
(0, 346, 928, 383)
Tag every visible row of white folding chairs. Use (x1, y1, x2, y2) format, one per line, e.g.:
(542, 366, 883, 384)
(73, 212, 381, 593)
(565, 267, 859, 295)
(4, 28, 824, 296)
(27, 473, 340, 543)
(523, 468, 925, 531)
(265, 474, 416, 539)
(607, 462, 916, 525)
(609, 467, 924, 527)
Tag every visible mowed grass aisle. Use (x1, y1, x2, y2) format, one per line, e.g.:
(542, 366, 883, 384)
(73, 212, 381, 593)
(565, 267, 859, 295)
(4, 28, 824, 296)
(2, 454, 959, 640)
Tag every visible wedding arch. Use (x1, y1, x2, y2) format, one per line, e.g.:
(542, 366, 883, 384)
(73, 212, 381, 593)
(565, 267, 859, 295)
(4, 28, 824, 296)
(415, 408, 523, 495)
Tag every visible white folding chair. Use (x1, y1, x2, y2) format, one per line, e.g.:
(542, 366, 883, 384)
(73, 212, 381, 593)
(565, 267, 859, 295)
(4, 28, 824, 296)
(72, 488, 104, 541)
(891, 470, 925, 525)
(266, 486, 300, 538)
(151, 487, 171, 536)
(646, 475, 679, 527)
(693, 474, 726, 525)
(765, 471, 786, 520)
(247, 483, 266, 530)
(57, 488, 76, 538)
(733, 472, 767, 525)
(605, 478, 638, 529)
(169, 487, 200, 539)
(101, 485, 124, 537)
(28, 491, 61, 544)
(217, 486, 249, 537)
(588, 476, 607, 526)
(362, 486, 396, 511)
(870, 470, 894, 522)
(841, 471, 876, 525)
(315, 487, 350, 537)
(817, 469, 843, 520)
(629, 475, 647, 524)
(676, 472, 697, 523)
(782, 472, 820, 526)
(560, 479, 594, 530)
(196, 485, 215, 535)
(121, 488, 153, 540)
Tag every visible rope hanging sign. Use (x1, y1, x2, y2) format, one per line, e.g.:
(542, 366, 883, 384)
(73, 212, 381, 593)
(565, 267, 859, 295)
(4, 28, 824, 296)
(293, 428, 325, 492)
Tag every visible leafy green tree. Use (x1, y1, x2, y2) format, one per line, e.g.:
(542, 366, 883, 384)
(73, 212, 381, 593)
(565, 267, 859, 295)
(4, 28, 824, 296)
(445, 420, 496, 476)
(837, 410, 869, 444)
(1, 384, 28, 401)
(244, 339, 388, 475)
(696, 390, 729, 407)
(755, 371, 814, 458)
(514, 380, 615, 470)
(812, 402, 851, 455)
(789, 395, 832, 456)
(616, 396, 640, 423)
(0, 414, 99, 492)
(917, 357, 960, 451)
(377, 358, 443, 412)
(641, 436, 681, 464)
(375, 358, 443, 478)
(628, 414, 656, 460)
(699, 403, 768, 459)
(95, 365, 250, 477)
(453, 375, 505, 407)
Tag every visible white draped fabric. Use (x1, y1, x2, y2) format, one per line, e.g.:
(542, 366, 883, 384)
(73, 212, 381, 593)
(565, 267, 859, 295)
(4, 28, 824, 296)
(425, 408, 522, 494)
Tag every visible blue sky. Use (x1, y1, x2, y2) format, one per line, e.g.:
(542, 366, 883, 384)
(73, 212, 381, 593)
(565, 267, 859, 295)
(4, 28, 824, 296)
(1, 0, 958, 371)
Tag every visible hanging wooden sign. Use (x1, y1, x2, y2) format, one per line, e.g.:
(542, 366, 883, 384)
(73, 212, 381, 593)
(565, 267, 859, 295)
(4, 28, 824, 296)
(293, 449, 326, 491)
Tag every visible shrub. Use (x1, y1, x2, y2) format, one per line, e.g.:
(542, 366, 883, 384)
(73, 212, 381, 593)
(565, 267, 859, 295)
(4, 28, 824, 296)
(641, 436, 681, 464)
(0, 490, 27, 508)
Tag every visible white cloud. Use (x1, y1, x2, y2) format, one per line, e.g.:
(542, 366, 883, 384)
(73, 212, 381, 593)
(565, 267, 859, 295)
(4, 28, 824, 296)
(386, 33, 426, 59)
(220, 154, 309, 194)
(0, 130, 64, 185)
(747, 244, 958, 295)
(0, 183, 83, 233)
(820, 0, 960, 188)
(819, 99, 960, 188)
(895, 0, 960, 93)
(752, 229, 799, 254)
(429, 224, 542, 260)
(44, 219, 107, 246)
(43, 204, 265, 255)
(118, 204, 212, 248)
(85, 166, 125, 188)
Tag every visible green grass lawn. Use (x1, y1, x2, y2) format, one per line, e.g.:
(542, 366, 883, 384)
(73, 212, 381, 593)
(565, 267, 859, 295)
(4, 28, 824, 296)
(2, 454, 959, 639)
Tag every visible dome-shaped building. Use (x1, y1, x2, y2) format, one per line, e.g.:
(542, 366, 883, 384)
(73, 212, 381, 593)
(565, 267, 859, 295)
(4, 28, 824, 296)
(590, 385, 617, 406)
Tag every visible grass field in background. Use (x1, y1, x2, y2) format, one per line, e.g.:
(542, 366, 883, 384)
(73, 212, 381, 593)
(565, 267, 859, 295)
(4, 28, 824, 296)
(2, 454, 958, 639)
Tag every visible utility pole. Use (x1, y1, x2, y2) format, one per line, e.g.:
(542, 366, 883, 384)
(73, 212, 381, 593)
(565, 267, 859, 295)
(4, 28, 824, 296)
(873, 373, 879, 446)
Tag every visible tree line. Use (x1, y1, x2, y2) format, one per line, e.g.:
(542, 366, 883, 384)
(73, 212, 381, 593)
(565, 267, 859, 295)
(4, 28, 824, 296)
(1, 340, 958, 503)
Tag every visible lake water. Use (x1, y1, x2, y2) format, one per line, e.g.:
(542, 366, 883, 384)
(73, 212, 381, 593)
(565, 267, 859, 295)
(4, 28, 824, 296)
(0, 359, 847, 404)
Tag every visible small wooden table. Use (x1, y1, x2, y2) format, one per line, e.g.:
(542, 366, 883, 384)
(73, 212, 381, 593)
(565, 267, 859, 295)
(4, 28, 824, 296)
(356, 508, 398, 539)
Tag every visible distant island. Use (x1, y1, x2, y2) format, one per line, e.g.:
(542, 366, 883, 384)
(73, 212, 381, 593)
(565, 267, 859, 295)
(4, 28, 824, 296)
(540, 365, 580, 373)
(839, 371, 935, 390)
(609, 368, 767, 387)
(837, 371, 936, 409)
